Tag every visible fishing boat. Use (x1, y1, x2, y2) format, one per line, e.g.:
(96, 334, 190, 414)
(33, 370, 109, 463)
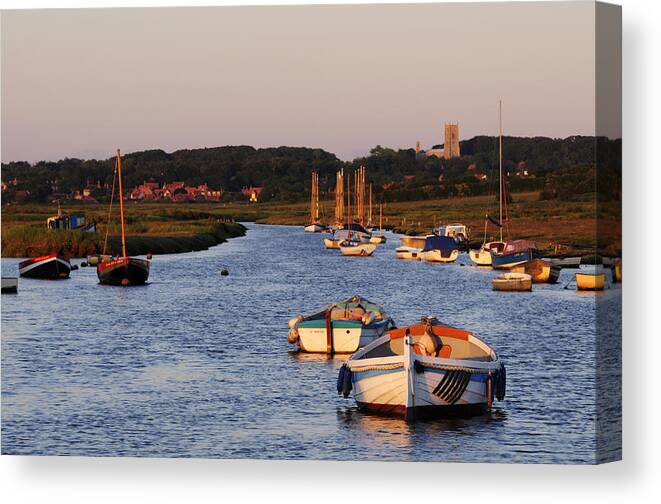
(288, 295, 395, 354)
(97, 149, 150, 286)
(510, 258, 561, 284)
(338, 316, 506, 419)
(490, 239, 541, 269)
(575, 265, 606, 291)
(304, 171, 325, 232)
(469, 241, 506, 266)
(434, 223, 469, 250)
(369, 203, 387, 244)
(420, 235, 459, 263)
(395, 246, 422, 260)
(492, 271, 533, 291)
(18, 254, 71, 279)
(1, 277, 18, 293)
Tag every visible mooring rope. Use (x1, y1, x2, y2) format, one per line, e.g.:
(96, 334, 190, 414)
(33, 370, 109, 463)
(349, 363, 404, 373)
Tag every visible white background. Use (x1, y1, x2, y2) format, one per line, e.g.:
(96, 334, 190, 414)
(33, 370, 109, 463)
(1, 1, 659, 502)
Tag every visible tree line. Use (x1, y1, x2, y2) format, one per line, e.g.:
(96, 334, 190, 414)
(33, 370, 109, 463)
(1, 136, 621, 204)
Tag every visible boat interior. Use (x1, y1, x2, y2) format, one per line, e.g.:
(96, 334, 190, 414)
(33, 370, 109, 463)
(359, 319, 494, 361)
(305, 297, 387, 322)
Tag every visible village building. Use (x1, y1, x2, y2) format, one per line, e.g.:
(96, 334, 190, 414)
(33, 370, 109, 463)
(241, 186, 263, 202)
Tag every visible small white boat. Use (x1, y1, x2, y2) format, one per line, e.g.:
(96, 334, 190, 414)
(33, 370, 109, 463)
(340, 240, 376, 257)
(510, 258, 561, 284)
(369, 203, 387, 244)
(369, 235, 386, 244)
(492, 272, 532, 291)
(420, 236, 459, 263)
(469, 241, 506, 266)
(304, 223, 325, 233)
(434, 223, 469, 250)
(288, 295, 395, 353)
(395, 246, 422, 260)
(1, 277, 18, 294)
(338, 317, 506, 420)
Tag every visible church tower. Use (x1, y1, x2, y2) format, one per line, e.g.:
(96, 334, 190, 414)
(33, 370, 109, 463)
(443, 123, 460, 158)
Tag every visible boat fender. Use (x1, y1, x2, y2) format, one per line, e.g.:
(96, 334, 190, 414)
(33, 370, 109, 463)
(288, 316, 303, 330)
(71, 265, 79, 271)
(337, 364, 347, 395)
(414, 360, 425, 374)
(287, 328, 299, 344)
(220, 269, 229, 276)
(342, 366, 353, 398)
(495, 363, 506, 401)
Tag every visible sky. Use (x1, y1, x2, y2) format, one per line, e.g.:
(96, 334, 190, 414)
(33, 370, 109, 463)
(1, 2, 599, 163)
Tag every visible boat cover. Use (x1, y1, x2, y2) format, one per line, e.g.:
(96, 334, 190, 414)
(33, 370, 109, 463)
(422, 235, 457, 254)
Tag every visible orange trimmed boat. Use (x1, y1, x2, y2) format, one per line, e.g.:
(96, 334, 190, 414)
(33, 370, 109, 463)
(97, 149, 150, 286)
(338, 317, 505, 420)
(575, 265, 606, 291)
(18, 254, 71, 279)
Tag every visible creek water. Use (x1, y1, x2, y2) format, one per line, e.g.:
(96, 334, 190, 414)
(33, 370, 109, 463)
(1, 223, 621, 463)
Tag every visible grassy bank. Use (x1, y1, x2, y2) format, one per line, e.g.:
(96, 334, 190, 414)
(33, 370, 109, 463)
(1, 192, 620, 258)
(1, 203, 246, 257)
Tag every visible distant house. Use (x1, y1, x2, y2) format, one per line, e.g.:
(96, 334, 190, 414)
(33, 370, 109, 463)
(241, 186, 263, 202)
(127, 180, 222, 202)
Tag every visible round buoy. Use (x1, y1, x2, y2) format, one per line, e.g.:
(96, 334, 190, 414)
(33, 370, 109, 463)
(71, 265, 79, 271)
(220, 269, 229, 276)
(121, 278, 130, 286)
(146, 253, 153, 260)
(81, 262, 88, 267)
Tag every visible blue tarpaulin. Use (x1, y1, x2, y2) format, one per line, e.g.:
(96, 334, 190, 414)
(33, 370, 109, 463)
(422, 235, 457, 253)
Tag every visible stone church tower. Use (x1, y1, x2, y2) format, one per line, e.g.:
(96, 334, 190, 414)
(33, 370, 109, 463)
(443, 123, 460, 158)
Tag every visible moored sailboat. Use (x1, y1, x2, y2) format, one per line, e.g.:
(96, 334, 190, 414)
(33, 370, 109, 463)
(369, 202, 387, 244)
(97, 149, 150, 286)
(304, 171, 325, 232)
(338, 316, 506, 419)
(288, 295, 395, 354)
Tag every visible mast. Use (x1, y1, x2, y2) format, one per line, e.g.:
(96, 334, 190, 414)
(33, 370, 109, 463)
(369, 183, 373, 228)
(314, 172, 319, 223)
(498, 99, 503, 242)
(116, 149, 127, 258)
(379, 202, 383, 236)
(347, 172, 351, 240)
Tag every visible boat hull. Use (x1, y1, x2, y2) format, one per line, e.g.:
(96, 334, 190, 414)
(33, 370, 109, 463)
(1, 277, 18, 294)
(399, 236, 427, 249)
(421, 249, 459, 263)
(576, 272, 605, 291)
(612, 260, 622, 283)
(491, 248, 540, 269)
(469, 249, 492, 266)
(323, 238, 341, 249)
(492, 272, 532, 291)
(18, 255, 71, 279)
(369, 235, 387, 244)
(349, 358, 499, 420)
(97, 257, 150, 286)
(511, 259, 561, 283)
(304, 224, 325, 233)
(395, 247, 422, 260)
(339, 243, 376, 256)
(297, 319, 392, 353)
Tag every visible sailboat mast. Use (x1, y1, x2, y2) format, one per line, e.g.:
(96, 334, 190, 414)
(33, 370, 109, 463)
(369, 183, 373, 228)
(498, 99, 503, 243)
(347, 172, 351, 239)
(116, 149, 127, 258)
(379, 202, 383, 236)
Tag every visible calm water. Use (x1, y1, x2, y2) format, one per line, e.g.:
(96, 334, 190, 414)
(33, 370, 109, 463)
(1, 224, 621, 463)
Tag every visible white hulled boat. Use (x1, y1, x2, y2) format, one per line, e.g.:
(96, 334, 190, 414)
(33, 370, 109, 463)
(338, 317, 506, 420)
(288, 295, 395, 354)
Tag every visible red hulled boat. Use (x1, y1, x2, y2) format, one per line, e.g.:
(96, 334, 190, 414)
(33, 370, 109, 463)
(18, 254, 71, 279)
(97, 149, 150, 286)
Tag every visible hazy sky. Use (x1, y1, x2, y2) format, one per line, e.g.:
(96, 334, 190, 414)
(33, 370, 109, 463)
(1, 2, 597, 162)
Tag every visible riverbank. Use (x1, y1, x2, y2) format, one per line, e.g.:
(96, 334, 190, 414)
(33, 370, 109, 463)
(1, 210, 246, 258)
(1, 192, 620, 257)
